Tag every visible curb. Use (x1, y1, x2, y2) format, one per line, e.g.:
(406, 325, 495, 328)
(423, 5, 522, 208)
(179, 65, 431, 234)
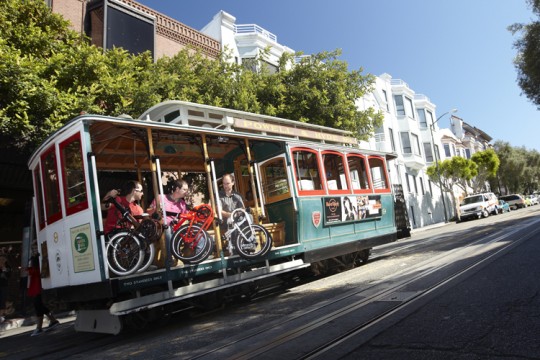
(410, 221, 452, 234)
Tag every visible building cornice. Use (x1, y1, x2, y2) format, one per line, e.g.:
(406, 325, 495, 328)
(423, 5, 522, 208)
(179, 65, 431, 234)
(119, 0, 221, 58)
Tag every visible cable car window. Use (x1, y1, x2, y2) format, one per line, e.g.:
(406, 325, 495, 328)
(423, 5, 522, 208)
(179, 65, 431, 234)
(41, 146, 62, 225)
(60, 133, 88, 215)
(260, 156, 291, 204)
(368, 156, 390, 192)
(33, 166, 45, 230)
(348, 155, 371, 192)
(322, 152, 349, 192)
(292, 149, 323, 194)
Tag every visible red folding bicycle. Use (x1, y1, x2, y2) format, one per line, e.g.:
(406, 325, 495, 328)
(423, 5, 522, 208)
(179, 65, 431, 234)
(170, 204, 214, 264)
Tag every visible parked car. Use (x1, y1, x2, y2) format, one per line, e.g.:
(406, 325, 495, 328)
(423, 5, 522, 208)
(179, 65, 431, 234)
(459, 192, 499, 221)
(498, 199, 511, 213)
(498, 194, 526, 210)
(527, 194, 538, 205)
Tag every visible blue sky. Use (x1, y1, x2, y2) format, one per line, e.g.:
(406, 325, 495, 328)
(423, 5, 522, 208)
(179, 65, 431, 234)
(138, 0, 539, 151)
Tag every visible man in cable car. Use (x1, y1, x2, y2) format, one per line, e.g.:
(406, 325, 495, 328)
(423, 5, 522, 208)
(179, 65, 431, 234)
(219, 173, 245, 223)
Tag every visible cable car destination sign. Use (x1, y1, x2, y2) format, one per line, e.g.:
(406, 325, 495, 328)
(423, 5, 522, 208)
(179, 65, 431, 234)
(234, 118, 357, 145)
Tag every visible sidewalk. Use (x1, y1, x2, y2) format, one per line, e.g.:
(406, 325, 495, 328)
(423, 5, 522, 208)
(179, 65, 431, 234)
(410, 220, 452, 234)
(0, 311, 76, 337)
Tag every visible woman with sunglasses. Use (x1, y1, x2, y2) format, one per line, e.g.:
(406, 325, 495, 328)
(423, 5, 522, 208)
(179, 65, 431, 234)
(102, 180, 145, 234)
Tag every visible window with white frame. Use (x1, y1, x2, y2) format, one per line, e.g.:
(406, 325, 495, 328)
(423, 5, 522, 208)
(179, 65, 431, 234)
(382, 89, 389, 111)
(389, 127, 396, 151)
(394, 95, 405, 116)
(411, 133, 421, 156)
(405, 97, 415, 119)
(405, 173, 411, 192)
(423, 142, 434, 162)
(400, 132, 412, 154)
(418, 109, 428, 127)
(465, 148, 471, 159)
(426, 110, 434, 128)
(444, 143, 451, 157)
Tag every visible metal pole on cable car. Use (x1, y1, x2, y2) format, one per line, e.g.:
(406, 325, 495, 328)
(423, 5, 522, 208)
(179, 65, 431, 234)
(201, 134, 223, 258)
(146, 128, 170, 278)
(244, 138, 262, 223)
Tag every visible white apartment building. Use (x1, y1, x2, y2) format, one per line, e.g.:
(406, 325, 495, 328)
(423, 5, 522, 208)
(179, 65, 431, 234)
(357, 74, 453, 228)
(441, 116, 493, 203)
(445, 116, 492, 160)
(200, 11, 295, 71)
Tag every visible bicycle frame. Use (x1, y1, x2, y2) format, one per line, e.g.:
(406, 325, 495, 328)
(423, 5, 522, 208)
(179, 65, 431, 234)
(171, 204, 214, 250)
(224, 209, 252, 250)
(107, 197, 162, 243)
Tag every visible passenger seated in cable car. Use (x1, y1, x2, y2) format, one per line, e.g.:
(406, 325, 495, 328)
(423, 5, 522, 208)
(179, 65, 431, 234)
(102, 180, 145, 234)
(147, 179, 189, 227)
(219, 173, 246, 221)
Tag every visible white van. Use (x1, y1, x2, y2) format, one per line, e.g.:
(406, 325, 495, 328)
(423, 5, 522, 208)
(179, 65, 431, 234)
(459, 192, 499, 221)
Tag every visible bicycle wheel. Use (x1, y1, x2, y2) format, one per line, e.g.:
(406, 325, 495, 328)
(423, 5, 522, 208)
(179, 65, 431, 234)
(106, 232, 130, 276)
(233, 224, 272, 259)
(136, 240, 155, 273)
(107, 231, 145, 276)
(171, 224, 212, 264)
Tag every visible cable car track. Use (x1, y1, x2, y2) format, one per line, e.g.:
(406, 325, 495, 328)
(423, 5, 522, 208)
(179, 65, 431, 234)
(189, 216, 540, 360)
(4, 211, 539, 360)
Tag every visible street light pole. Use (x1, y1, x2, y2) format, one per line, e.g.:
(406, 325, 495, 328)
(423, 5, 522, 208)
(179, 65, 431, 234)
(429, 108, 457, 223)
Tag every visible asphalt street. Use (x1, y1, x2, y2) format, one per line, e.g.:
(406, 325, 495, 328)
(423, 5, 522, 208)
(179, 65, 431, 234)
(334, 223, 540, 360)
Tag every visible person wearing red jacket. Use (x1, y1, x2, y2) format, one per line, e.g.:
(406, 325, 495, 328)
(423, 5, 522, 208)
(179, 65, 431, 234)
(102, 180, 144, 234)
(28, 250, 59, 336)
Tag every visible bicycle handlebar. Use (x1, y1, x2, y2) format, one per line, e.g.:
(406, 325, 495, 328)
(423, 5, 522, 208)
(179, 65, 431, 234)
(105, 197, 140, 229)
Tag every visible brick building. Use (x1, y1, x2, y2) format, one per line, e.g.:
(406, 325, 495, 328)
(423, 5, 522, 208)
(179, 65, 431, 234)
(48, 0, 220, 59)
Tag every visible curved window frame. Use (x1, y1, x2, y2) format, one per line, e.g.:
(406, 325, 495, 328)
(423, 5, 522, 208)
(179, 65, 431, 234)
(259, 155, 292, 204)
(33, 165, 46, 230)
(40, 145, 62, 226)
(60, 132, 89, 216)
(347, 154, 373, 195)
(322, 150, 351, 195)
(291, 147, 325, 197)
(368, 156, 391, 193)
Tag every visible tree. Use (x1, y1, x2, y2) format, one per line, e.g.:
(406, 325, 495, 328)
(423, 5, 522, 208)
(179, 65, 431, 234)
(0, 0, 157, 150)
(470, 149, 500, 193)
(0, 1, 382, 154)
(492, 140, 540, 194)
(426, 157, 478, 219)
(509, 0, 540, 109)
(274, 50, 383, 140)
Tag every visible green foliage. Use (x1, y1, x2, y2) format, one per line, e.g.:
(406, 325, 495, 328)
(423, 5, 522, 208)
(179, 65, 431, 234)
(509, 0, 540, 109)
(426, 157, 478, 195)
(491, 140, 540, 194)
(426, 156, 478, 218)
(273, 50, 383, 140)
(0, 0, 381, 153)
(470, 149, 500, 192)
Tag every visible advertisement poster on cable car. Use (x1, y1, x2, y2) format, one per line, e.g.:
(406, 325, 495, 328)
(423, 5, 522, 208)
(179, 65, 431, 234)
(324, 197, 342, 224)
(356, 195, 383, 220)
(324, 195, 383, 225)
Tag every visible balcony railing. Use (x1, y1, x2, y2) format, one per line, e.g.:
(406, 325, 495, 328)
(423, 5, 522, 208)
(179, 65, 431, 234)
(374, 133, 392, 152)
(235, 24, 277, 43)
